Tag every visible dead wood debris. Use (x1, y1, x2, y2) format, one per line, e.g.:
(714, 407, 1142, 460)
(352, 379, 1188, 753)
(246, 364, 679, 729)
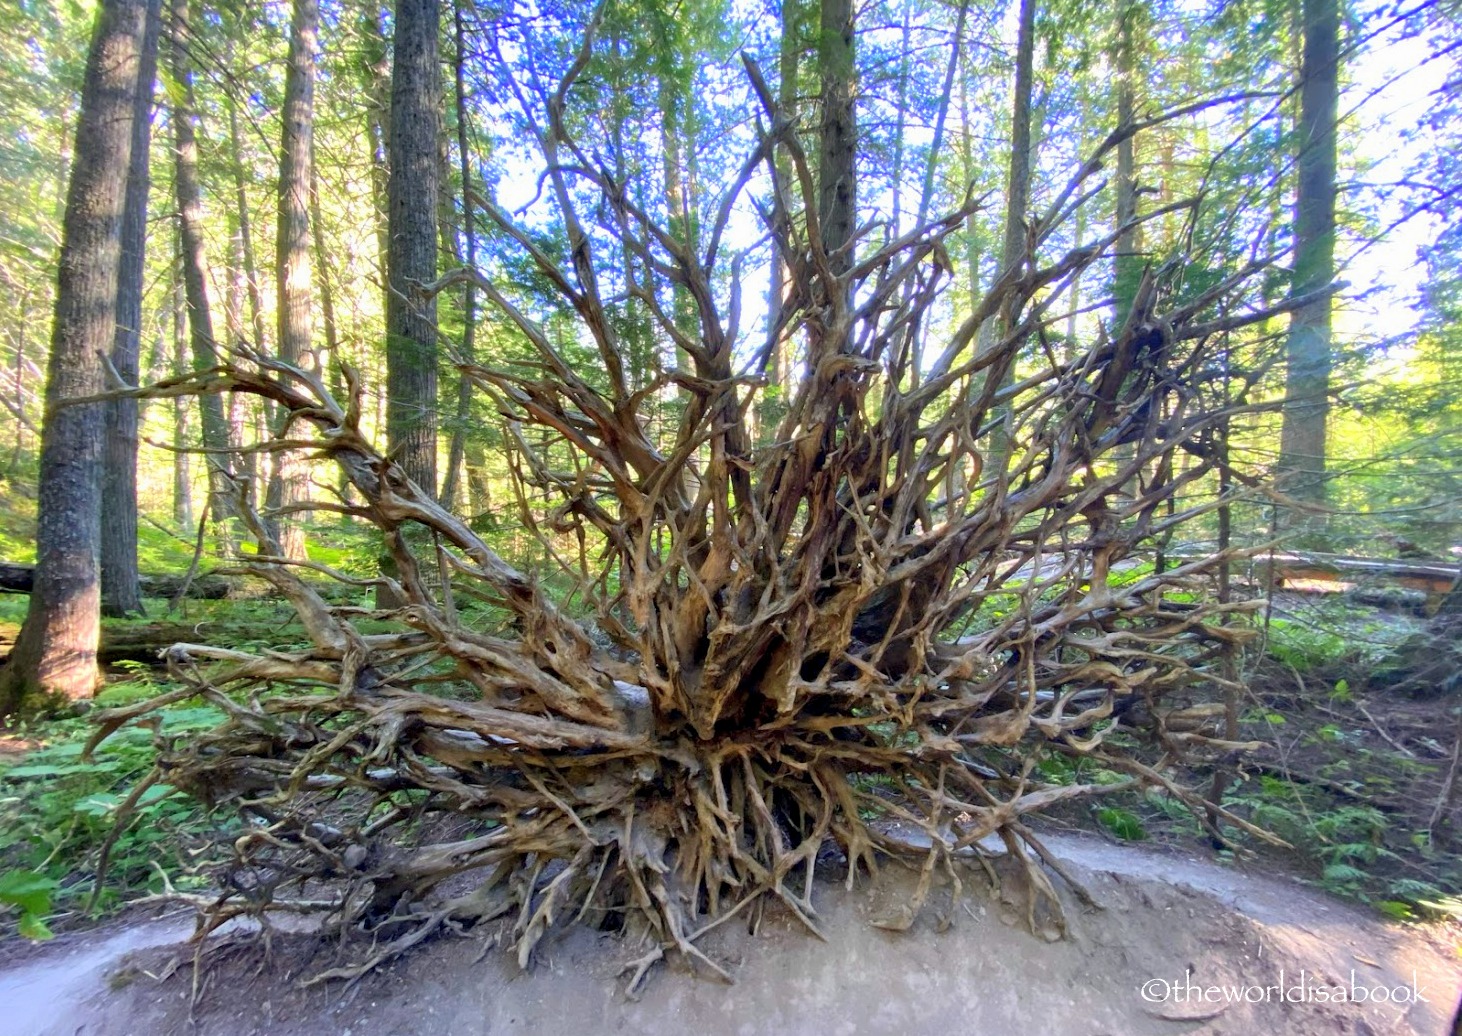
(83, 45, 1302, 992)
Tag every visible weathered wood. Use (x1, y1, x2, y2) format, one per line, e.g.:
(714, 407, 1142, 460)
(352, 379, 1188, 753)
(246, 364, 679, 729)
(1257, 552, 1458, 593)
(1171, 551, 1460, 600)
(78, 34, 1314, 987)
(0, 621, 298, 668)
(0, 562, 232, 600)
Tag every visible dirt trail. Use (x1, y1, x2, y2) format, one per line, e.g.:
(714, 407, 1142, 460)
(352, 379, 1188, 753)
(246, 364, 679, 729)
(3, 832, 1457, 1036)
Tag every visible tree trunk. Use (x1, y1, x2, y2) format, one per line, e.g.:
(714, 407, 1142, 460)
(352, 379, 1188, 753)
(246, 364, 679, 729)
(650, 2, 699, 363)
(168, 0, 237, 551)
(986, 0, 1037, 469)
(310, 147, 350, 510)
(264, 0, 319, 561)
(101, 0, 161, 619)
(224, 49, 268, 354)
(909, 0, 968, 386)
(759, 0, 803, 439)
(1113, 0, 1144, 322)
(0, 0, 149, 717)
(440, 0, 477, 512)
(171, 246, 192, 529)
(915, 1, 968, 232)
(310, 159, 341, 388)
(222, 52, 263, 510)
(378, 0, 441, 607)
(385, 0, 441, 497)
(816, 0, 855, 276)
(1277, 0, 1338, 515)
(957, 61, 981, 315)
(360, 1, 392, 290)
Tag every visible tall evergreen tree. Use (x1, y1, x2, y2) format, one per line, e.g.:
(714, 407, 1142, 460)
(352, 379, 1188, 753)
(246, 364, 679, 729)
(1277, 0, 1339, 515)
(385, 0, 441, 497)
(265, 0, 319, 560)
(817, 0, 856, 276)
(0, 0, 150, 716)
(100, 0, 161, 618)
(986, 0, 1038, 468)
(168, 0, 237, 547)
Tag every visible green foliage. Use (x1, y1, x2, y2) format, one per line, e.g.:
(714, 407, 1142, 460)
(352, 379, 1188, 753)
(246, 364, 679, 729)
(1217, 774, 1450, 910)
(1262, 603, 1414, 676)
(0, 869, 58, 940)
(1096, 806, 1146, 841)
(0, 694, 225, 932)
(1417, 893, 1462, 923)
(1264, 619, 1352, 672)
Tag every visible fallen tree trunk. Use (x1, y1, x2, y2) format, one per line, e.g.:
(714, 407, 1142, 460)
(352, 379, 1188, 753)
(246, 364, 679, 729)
(0, 621, 301, 668)
(0, 561, 233, 600)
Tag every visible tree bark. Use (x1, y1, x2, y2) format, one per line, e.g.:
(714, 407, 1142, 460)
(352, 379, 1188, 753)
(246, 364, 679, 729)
(1277, 0, 1338, 514)
(1113, 0, 1144, 322)
(0, 0, 149, 717)
(650, 1, 699, 360)
(310, 159, 341, 386)
(385, 0, 441, 497)
(985, 0, 1037, 468)
(378, 0, 441, 607)
(171, 244, 192, 529)
(440, 0, 477, 512)
(168, 0, 237, 551)
(816, 0, 855, 276)
(223, 51, 268, 354)
(264, 0, 319, 560)
(101, 0, 162, 619)
(359, 1, 393, 290)
(222, 45, 263, 509)
(759, 0, 803, 439)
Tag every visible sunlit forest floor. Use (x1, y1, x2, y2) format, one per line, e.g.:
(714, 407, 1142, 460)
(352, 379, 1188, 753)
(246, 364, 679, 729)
(0, 530, 1458, 936)
(0, 485, 1459, 1034)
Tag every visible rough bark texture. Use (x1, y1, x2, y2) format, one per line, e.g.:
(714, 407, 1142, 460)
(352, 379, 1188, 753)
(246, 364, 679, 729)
(170, 249, 192, 529)
(168, 0, 237, 545)
(816, 0, 855, 276)
(1112, 0, 1143, 321)
(986, 0, 1037, 467)
(359, 1, 393, 289)
(440, 0, 477, 513)
(264, 0, 319, 561)
(101, 0, 162, 619)
(0, 0, 149, 717)
(385, 0, 441, 498)
(1277, 0, 1338, 512)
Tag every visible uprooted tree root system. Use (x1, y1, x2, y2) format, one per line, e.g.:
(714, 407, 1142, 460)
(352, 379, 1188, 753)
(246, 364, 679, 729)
(84, 44, 1303, 991)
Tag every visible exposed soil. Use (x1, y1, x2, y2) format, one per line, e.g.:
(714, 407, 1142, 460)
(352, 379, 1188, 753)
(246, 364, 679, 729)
(3, 832, 1457, 1036)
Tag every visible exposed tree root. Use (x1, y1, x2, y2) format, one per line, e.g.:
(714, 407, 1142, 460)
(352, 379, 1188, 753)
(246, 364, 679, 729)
(83, 30, 1303, 992)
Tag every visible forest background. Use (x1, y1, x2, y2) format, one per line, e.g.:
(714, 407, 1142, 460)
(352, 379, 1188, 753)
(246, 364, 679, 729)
(0, 0, 1458, 958)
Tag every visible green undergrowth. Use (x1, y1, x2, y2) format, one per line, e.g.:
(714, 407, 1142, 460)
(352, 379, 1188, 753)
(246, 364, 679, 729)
(0, 584, 555, 943)
(0, 677, 227, 939)
(0, 554, 1452, 943)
